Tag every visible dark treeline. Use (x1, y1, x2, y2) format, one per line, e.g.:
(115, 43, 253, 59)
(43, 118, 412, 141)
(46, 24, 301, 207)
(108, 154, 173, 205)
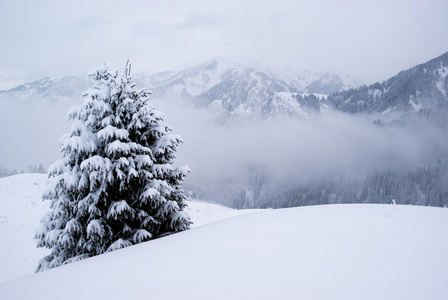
(241, 160, 448, 209)
(186, 157, 448, 209)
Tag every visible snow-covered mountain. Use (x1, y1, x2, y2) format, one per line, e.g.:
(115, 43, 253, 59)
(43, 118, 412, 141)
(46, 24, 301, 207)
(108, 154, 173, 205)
(139, 58, 358, 117)
(283, 69, 360, 94)
(0, 58, 359, 117)
(0, 76, 91, 102)
(326, 51, 448, 123)
(1, 174, 448, 300)
(2, 54, 447, 211)
(4, 52, 448, 119)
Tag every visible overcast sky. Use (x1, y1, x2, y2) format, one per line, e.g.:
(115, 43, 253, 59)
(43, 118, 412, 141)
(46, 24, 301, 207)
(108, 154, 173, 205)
(1, 0, 447, 89)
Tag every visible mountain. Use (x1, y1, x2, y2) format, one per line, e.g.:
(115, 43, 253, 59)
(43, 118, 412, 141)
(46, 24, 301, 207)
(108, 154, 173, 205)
(188, 60, 297, 117)
(0, 59, 359, 117)
(1, 174, 448, 299)
(2, 54, 447, 211)
(139, 58, 359, 117)
(0, 76, 91, 102)
(326, 51, 448, 120)
(245, 52, 448, 210)
(283, 69, 360, 94)
(175, 54, 448, 210)
(134, 58, 359, 100)
(4, 52, 448, 118)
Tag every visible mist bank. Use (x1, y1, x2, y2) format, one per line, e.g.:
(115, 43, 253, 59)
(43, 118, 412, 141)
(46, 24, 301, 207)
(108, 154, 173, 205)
(152, 98, 448, 208)
(0, 97, 77, 172)
(1, 94, 447, 208)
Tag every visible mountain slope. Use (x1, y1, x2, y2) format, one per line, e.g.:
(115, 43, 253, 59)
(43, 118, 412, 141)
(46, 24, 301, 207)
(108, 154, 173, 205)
(0, 76, 91, 102)
(192, 62, 296, 117)
(144, 58, 358, 117)
(326, 51, 448, 116)
(283, 69, 360, 94)
(0, 59, 359, 117)
(141, 59, 250, 99)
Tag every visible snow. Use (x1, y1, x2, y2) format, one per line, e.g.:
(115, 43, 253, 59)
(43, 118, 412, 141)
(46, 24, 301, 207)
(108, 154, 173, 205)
(1, 174, 448, 299)
(435, 81, 446, 97)
(368, 88, 383, 99)
(107, 200, 135, 220)
(97, 125, 129, 141)
(106, 238, 132, 252)
(0, 174, 51, 281)
(409, 99, 423, 111)
(156, 58, 246, 98)
(281, 69, 359, 93)
(151, 163, 174, 177)
(106, 140, 131, 155)
(437, 64, 448, 79)
(80, 155, 106, 169)
(0, 174, 254, 283)
(271, 92, 328, 117)
(382, 107, 392, 115)
(273, 92, 310, 117)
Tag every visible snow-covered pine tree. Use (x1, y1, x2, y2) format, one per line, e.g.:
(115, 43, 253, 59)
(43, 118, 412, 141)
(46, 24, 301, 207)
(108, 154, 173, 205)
(35, 63, 191, 271)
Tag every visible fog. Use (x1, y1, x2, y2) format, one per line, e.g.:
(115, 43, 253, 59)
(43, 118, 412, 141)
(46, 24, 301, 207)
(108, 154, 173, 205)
(1, 93, 447, 206)
(0, 98, 76, 172)
(152, 99, 441, 189)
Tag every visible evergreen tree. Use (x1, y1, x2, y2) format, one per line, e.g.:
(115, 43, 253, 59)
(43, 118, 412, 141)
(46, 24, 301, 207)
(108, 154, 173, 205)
(35, 64, 191, 271)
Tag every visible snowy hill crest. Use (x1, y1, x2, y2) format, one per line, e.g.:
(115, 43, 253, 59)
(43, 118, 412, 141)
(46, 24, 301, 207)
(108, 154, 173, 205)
(1, 173, 448, 300)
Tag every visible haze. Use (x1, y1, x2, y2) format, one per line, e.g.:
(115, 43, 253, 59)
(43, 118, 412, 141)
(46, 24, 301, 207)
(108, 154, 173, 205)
(2, 91, 443, 188)
(1, 0, 447, 208)
(1, 0, 448, 89)
(153, 99, 445, 188)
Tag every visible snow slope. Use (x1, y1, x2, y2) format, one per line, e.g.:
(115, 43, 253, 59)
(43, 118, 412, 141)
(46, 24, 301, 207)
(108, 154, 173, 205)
(0, 174, 51, 282)
(0, 174, 257, 283)
(1, 174, 448, 299)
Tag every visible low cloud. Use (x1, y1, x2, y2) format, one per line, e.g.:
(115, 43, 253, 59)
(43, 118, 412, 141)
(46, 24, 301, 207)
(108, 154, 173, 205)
(1, 95, 445, 200)
(152, 99, 444, 190)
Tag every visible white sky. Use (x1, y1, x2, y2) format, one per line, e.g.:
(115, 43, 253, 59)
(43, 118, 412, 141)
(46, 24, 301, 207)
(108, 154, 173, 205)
(1, 0, 447, 89)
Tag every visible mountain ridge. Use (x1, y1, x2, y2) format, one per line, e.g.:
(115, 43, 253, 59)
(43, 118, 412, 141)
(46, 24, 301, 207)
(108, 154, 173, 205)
(1, 53, 447, 210)
(326, 51, 448, 119)
(3, 52, 448, 119)
(0, 58, 359, 117)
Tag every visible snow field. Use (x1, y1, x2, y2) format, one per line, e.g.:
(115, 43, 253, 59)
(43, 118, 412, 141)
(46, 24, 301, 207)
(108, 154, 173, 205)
(1, 174, 448, 299)
(0, 174, 255, 283)
(0, 174, 51, 282)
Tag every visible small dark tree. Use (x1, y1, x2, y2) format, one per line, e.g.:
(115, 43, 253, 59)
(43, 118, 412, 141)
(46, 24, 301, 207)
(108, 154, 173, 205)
(36, 63, 191, 271)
